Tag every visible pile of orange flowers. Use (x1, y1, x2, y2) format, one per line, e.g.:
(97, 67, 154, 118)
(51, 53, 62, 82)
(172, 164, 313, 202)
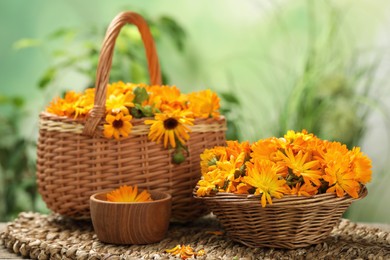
(165, 245, 205, 259)
(196, 130, 372, 207)
(47, 82, 220, 161)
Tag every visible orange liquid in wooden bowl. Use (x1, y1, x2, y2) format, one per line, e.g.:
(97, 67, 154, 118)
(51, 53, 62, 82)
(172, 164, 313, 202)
(90, 190, 171, 244)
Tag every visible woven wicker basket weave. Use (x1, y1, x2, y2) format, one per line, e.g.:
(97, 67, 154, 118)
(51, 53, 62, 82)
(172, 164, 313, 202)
(194, 186, 367, 249)
(36, 11, 226, 221)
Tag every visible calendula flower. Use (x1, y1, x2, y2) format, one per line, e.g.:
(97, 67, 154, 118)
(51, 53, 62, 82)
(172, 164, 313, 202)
(285, 130, 323, 158)
(47, 91, 82, 117)
(144, 110, 194, 148)
(350, 147, 372, 184)
(320, 141, 350, 167)
(107, 81, 138, 96)
(200, 148, 221, 174)
(187, 89, 220, 118)
(106, 185, 152, 202)
(197, 149, 247, 196)
(276, 148, 323, 186)
(103, 112, 132, 140)
(147, 85, 186, 111)
(47, 99, 65, 116)
(251, 137, 281, 161)
(235, 182, 252, 194)
(196, 169, 221, 197)
(215, 152, 246, 193)
(225, 140, 251, 159)
(105, 92, 134, 114)
(290, 182, 318, 196)
(284, 129, 314, 143)
(165, 245, 205, 260)
(243, 160, 288, 207)
(73, 88, 95, 118)
(323, 159, 360, 198)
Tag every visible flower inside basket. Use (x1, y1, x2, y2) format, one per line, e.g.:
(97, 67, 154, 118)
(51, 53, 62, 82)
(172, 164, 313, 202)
(47, 82, 221, 161)
(194, 130, 371, 248)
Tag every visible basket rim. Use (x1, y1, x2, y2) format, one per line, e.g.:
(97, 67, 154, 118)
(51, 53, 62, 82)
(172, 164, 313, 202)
(193, 185, 367, 208)
(39, 111, 227, 136)
(40, 111, 226, 125)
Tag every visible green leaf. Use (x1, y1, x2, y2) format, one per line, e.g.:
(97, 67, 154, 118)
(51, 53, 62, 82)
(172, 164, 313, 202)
(172, 150, 186, 164)
(159, 16, 186, 51)
(47, 28, 77, 40)
(12, 39, 41, 50)
(0, 95, 24, 107)
(220, 92, 240, 105)
(133, 87, 149, 104)
(131, 104, 154, 118)
(130, 106, 144, 119)
(139, 105, 154, 117)
(11, 97, 24, 107)
(38, 68, 56, 89)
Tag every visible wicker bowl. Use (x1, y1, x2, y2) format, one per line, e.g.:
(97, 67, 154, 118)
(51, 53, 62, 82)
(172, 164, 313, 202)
(194, 186, 367, 249)
(90, 190, 171, 245)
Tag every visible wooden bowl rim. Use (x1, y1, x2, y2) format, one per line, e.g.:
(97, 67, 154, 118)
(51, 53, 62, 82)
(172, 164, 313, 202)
(90, 190, 172, 205)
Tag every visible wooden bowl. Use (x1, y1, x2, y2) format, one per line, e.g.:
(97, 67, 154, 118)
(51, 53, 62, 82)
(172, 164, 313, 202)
(90, 190, 171, 245)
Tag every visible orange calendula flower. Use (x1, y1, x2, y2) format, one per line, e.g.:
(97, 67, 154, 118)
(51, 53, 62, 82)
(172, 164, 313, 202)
(320, 141, 350, 166)
(235, 182, 252, 194)
(147, 85, 186, 111)
(243, 160, 288, 207)
(323, 159, 360, 198)
(350, 147, 372, 184)
(187, 89, 220, 118)
(284, 129, 314, 143)
(200, 148, 219, 174)
(197, 149, 247, 196)
(105, 92, 134, 114)
(200, 146, 227, 173)
(290, 182, 318, 196)
(106, 185, 152, 202)
(73, 88, 95, 118)
(103, 112, 132, 140)
(47, 91, 82, 117)
(165, 245, 205, 260)
(144, 110, 194, 148)
(107, 81, 138, 96)
(276, 148, 323, 186)
(251, 137, 281, 162)
(226, 140, 251, 159)
(196, 169, 222, 197)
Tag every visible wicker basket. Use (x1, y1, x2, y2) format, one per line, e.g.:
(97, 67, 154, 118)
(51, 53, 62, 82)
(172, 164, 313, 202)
(36, 11, 226, 221)
(194, 186, 367, 249)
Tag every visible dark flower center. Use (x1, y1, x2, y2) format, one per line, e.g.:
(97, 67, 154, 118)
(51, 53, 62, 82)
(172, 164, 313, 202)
(164, 118, 179, 130)
(113, 119, 124, 129)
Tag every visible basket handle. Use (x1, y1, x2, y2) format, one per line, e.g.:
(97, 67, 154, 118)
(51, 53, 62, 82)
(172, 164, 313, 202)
(83, 11, 162, 136)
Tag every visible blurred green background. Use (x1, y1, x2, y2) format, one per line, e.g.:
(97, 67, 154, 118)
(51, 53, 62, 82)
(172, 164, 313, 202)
(1, 0, 389, 223)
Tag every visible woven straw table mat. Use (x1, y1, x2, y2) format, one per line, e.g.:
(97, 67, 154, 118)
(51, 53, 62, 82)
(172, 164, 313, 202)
(0, 212, 389, 259)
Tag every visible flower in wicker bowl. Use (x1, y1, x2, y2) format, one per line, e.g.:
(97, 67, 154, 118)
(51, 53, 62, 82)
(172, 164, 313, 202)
(194, 130, 371, 249)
